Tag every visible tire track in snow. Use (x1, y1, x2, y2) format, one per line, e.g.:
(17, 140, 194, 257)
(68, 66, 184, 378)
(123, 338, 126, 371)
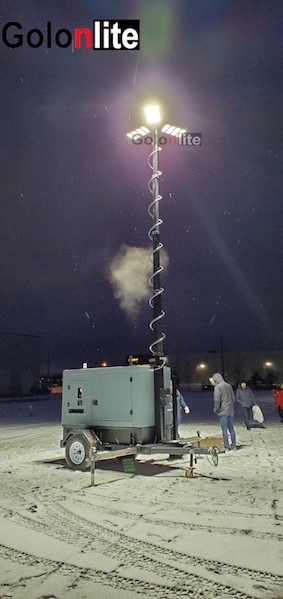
(1, 502, 282, 598)
(0, 540, 256, 599)
(68, 496, 283, 542)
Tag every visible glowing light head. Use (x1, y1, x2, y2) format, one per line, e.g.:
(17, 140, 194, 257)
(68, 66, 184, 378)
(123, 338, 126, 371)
(144, 105, 161, 124)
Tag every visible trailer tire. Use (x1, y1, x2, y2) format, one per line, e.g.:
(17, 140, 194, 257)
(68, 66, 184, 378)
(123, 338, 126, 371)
(65, 434, 90, 470)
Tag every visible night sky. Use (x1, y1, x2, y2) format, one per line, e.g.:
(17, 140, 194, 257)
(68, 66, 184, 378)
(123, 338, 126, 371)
(1, 0, 282, 374)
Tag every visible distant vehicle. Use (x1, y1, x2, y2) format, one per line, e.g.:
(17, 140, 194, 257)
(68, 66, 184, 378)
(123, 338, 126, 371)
(30, 383, 50, 395)
(49, 385, 62, 394)
(202, 383, 213, 391)
(248, 380, 280, 391)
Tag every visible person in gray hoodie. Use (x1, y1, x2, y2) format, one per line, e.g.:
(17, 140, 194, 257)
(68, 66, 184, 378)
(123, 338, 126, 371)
(209, 372, 237, 451)
(236, 381, 256, 430)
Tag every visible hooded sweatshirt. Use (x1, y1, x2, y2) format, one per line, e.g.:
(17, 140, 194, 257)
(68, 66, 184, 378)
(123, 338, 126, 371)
(211, 373, 235, 416)
(236, 386, 255, 408)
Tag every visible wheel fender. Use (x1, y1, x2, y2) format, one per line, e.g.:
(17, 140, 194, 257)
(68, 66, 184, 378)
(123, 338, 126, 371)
(64, 428, 97, 449)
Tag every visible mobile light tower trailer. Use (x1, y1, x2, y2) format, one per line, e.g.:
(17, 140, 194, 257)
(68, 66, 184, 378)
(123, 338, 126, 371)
(60, 104, 219, 472)
(60, 363, 219, 473)
(61, 363, 175, 470)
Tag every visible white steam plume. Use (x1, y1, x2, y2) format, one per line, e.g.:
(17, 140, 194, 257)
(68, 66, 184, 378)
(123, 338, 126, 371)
(108, 244, 169, 319)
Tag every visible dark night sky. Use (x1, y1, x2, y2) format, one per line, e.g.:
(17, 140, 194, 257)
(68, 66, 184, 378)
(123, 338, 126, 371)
(1, 0, 282, 373)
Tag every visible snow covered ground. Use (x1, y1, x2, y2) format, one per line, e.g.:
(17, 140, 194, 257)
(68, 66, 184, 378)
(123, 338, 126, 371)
(0, 391, 282, 599)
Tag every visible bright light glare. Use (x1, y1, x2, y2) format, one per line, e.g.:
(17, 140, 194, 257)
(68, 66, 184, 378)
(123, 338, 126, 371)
(144, 105, 161, 124)
(171, 127, 181, 136)
(162, 124, 186, 136)
(126, 127, 150, 139)
(166, 125, 175, 134)
(136, 127, 148, 135)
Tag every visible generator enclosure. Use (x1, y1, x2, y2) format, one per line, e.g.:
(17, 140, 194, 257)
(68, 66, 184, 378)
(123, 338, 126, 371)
(61, 365, 172, 445)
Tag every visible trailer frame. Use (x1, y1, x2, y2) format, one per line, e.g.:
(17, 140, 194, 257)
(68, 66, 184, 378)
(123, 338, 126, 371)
(61, 427, 220, 473)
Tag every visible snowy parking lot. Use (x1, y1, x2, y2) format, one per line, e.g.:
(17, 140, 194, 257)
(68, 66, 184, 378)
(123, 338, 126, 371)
(0, 391, 282, 599)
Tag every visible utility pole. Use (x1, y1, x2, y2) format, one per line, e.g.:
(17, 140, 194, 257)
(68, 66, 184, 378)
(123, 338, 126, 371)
(220, 336, 225, 377)
(47, 349, 50, 380)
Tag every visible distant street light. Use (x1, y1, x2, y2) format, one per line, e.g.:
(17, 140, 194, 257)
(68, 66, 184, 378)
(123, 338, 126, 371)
(127, 104, 185, 442)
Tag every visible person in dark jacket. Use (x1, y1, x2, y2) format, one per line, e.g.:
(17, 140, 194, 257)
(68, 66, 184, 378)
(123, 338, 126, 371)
(209, 372, 237, 451)
(236, 382, 256, 430)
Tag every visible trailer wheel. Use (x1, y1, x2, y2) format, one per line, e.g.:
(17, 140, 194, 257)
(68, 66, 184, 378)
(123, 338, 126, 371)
(65, 434, 90, 470)
(207, 446, 219, 467)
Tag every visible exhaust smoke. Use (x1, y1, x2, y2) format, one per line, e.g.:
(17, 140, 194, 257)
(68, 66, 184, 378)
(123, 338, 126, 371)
(108, 244, 169, 319)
